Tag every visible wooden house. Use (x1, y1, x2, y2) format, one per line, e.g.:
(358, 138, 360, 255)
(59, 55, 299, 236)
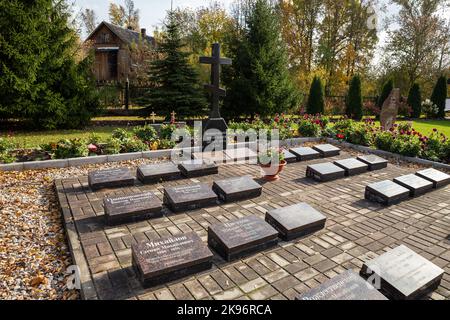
(85, 21, 154, 82)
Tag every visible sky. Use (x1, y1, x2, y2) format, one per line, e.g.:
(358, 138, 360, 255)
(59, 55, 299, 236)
(71, 0, 409, 65)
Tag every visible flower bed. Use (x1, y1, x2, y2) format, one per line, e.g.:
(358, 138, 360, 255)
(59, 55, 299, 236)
(1, 115, 449, 166)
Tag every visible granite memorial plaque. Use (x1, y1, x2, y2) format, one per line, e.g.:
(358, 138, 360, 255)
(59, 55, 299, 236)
(224, 148, 257, 162)
(334, 158, 369, 176)
(282, 149, 298, 163)
(88, 168, 135, 191)
(393, 174, 433, 197)
(289, 147, 321, 161)
(212, 176, 262, 202)
(132, 232, 213, 288)
(193, 151, 230, 164)
(104, 192, 163, 225)
(265, 203, 327, 241)
(306, 163, 346, 182)
(360, 245, 444, 300)
(365, 180, 410, 205)
(164, 183, 218, 212)
(178, 160, 219, 178)
(357, 155, 388, 171)
(208, 215, 279, 261)
(312, 144, 341, 157)
(137, 162, 182, 184)
(415, 168, 450, 189)
(296, 270, 388, 300)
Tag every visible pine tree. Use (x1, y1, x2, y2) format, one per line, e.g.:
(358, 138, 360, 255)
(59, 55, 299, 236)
(139, 11, 207, 119)
(0, 0, 99, 129)
(346, 75, 363, 120)
(223, 0, 299, 118)
(430, 76, 447, 118)
(377, 79, 394, 109)
(408, 83, 422, 118)
(306, 76, 324, 115)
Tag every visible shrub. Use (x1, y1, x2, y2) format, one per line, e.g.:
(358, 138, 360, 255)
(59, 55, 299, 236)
(112, 128, 132, 141)
(442, 138, 450, 164)
(306, 76, 324, 115)
(346, 75, 363, 120)
(103, 138, 122, 155)
(421, 130, 445, 162)
(158, 139, 177, 150)
(408, 83, 422, 118)
(421, 99, 439, 118)
(430, 75, 447, 118)
(374, 131, 395, 152)
(43, 139, 89, 159)
(391, 135, 421, 157)
(345, 124, 372, 146)
(0, 138, 16, 164)
(377, 79, 394, 109)
(133, 125, 158, 143)
(297, 120, 321, 137)
(397, 122, 413, 132)
(121, 137, 149, 153)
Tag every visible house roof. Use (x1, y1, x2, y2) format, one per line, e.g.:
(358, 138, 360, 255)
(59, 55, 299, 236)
(86, 21, 154, 46)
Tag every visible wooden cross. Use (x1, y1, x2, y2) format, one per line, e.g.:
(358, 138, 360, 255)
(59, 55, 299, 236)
(150, 111, 156, 124)
(199, 43, 232, 118)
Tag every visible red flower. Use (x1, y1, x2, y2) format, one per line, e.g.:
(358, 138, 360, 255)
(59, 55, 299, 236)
(336, 134, 345, 140)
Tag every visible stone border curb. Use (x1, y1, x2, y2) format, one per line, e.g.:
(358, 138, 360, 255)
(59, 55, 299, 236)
(2, 137, 449, 172)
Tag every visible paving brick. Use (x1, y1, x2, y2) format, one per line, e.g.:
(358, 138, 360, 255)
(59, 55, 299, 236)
(57, 150, 450, 301)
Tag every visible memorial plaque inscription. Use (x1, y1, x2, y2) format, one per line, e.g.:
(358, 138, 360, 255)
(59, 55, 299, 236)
(88, 168, 134, 191)
(164, 184, 218, 212)
(132, 232, 213, 288)
(208, 215, 279, 261)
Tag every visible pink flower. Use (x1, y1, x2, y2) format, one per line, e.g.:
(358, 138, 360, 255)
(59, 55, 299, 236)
(88, 144, 98, 153)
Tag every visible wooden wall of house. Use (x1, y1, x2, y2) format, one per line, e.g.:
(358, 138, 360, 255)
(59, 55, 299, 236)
(89, 25, 131, 82)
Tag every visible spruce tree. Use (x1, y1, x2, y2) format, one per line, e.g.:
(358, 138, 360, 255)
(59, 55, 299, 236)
(0, 0, 99, 129)
(223, 0, 299, 118)
(408, 83, 422, 118)
(306, 76, 325, 115)
(346, 75, 363, 120)
(377, 79, 394, 109)
(139, 11, 207, 119)
(430, 76, 447, 118)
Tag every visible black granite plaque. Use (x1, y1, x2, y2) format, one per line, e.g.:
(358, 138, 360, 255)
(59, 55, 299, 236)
(178, 160, 219, 178)
(104, 192, 163, 225)
(137, 162, 182, 184)
(393, 174, 434, 197)
(289, 147, 321, 161)
(296, 270, 388, 300)
(164, 184, 218, 212)
(365, 180, 410, 205)
(360, 245, 444, 300)
(334, 158, 369, 176)
(415, 168, 450, 189)
(224, 148, 257, 162)
(213, 176, 262, 202)
(88, 168, 135, 191)
(313, 144, 341, 157)
(132, 232, 213, 288)
(306, 163, 346, 182)
(282, 149, 298, 163)
(208, 215, 279, 261)
(357, 155, 388, 171)
(265, 203, 327, 241)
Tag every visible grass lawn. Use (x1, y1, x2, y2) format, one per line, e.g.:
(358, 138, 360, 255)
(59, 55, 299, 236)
(401, 120, 450, 137)
(2, 119, 449, 149)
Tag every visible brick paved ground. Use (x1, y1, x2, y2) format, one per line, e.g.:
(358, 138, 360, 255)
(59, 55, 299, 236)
(55, 148, 450, 300)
